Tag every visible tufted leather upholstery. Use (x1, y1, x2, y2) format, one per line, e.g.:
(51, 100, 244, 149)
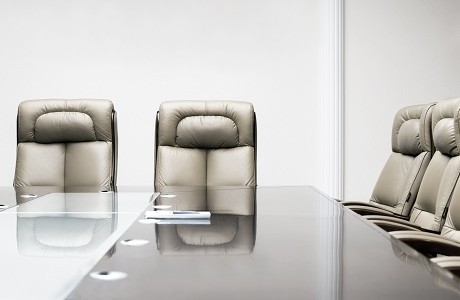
(440, 182, 460, 242)
(390, 165, 460, 259)
(390, 132, 460, 269)
(368, 98, 460, 232)
(154, 101, 256, 188)
(408, 98, 460, 231)
(344, 103, 435, 217)
(14, 99, 117, 188)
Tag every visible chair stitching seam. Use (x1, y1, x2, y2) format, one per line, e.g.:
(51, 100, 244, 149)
(401, 152, 428, 215)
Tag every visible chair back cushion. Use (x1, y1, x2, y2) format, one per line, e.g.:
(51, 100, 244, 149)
(369, 103, 434, 216)
(155, 101, 256, 188)
(441, 182, 460, 241)
(14, 99, 117, 187)
(410, 98, 460, 231)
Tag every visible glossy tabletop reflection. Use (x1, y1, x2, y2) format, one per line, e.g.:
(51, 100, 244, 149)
(0, 190, 157, 300)
(66, 186, 460, 300)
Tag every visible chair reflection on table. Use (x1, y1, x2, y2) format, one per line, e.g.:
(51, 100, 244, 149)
(390, 236, 460, 296)
(16, 192, 117, 257)
(154, 186, 256, 255)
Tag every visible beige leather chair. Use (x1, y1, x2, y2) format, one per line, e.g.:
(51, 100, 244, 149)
(154, 101, 256, 189)
(366, 98, 460, 232)
(343, 103, 435, 217)
(14, 99, 117, 188)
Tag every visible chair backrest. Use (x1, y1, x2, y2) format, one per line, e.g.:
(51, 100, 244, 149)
(440, 177, 460, 241)
(409, 98, 460, 231)
(369, 103, 435, 216)
(14, 99, 117, 187)
(154, 100, 256, 188)
(424, 99, 460, 238)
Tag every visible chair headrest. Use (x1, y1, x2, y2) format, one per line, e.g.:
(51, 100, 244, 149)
(18, 99, 114, 143)
(392, 103, 434, 156)
(158, 101, 254, 148)
(431, 98, 460, 156)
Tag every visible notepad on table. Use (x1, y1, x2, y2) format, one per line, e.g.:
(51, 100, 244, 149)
(145, 210, 211, 219)
(154, 219, 211, 225)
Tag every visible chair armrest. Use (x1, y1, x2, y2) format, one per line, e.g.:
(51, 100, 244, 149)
(345, 204, 396, 216)
(391, 231, 460, 257)
(431, 256, 460, 272)
(342, 201, 374, 207)
(365, 215, 411, 223)
(372, 219, 423, 232)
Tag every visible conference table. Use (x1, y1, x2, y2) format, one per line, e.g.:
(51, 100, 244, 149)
(0, 186, 459, 299)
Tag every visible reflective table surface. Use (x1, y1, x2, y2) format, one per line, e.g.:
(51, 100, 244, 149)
(0, 188, 157, 299)
(61, 186, 460, 299)
(0, 186, 157, 211)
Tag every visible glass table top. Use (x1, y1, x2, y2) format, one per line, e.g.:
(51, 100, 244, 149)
(0, 191, 157, 300)
(67, 186, 460, 300)
(0, 186, 459, 299)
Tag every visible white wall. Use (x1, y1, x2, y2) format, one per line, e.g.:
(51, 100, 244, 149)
(0, 0, 320, 187)
(7, 0, 458, 195)
(344, 0, 460, 201)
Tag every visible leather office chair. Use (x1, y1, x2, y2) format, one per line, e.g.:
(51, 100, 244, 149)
(343, 103, 435, 217)
(14, 99, 118, 188)
(154, 101, 256, 189)
(366, 98, 460, 232)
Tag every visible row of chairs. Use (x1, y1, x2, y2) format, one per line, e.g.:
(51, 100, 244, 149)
(13, 99, 257, 189)
(18, 98, 460, 272)
(12, 99, 257, 260)
(341, 97, 460, 274)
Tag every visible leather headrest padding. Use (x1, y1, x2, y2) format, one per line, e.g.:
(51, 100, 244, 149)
(158, 100, 254, 147)
(18, 99, 114, 143)
(392, 103, 435, 154)
(432, 97, 460, 156)
(34, 112, 97, 143)
(397, 119, 422, 155)
(433, 118, 458, 156)
(176, 116, 239, 148)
